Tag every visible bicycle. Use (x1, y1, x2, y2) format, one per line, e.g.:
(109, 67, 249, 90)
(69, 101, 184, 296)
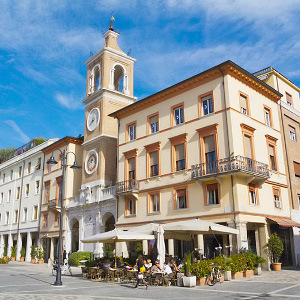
(52, 259, 72, 276)
(206, 264, 223, 286)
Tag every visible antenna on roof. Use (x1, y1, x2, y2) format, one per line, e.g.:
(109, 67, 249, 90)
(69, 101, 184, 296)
(127, 48, 132, 56)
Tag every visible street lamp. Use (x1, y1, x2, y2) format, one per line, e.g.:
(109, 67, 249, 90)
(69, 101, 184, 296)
(47, 149, 81, 286)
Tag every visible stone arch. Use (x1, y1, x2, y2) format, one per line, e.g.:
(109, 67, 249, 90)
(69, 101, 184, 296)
(89, 64, 101, 94)
(111, 63, 128, 94)
(102, 212, 115, 232)
(69, 217, 80, 253)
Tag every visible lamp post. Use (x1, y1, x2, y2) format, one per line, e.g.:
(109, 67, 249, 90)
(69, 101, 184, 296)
(47, 149, 80, 286)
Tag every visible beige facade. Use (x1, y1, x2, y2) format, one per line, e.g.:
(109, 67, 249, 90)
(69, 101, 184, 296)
(40, 137, 83, 262)
(112, 61, 296, 266)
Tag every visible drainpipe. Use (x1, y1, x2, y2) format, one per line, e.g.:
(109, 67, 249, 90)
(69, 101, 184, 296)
(276, 75, 294, 211)
(218, 68, 236, 225)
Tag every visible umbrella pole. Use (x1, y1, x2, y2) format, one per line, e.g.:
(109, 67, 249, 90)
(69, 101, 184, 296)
(115, 240, 117, 269)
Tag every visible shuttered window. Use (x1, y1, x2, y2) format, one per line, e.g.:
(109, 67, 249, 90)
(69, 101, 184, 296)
(294, 162, 300, 177)
(150, 151, 158, 176)
(286, 93, 293, 106)
(207, 183, 219, 205)
(244, 135, 252, 158)
(176, 189, 187, 209)
(175, 144, 185, 171)
(289, 126, 296, 141)
(240, 94, 248, 115)
(128, 158, 136, 179)
(269, 145, 276, 171)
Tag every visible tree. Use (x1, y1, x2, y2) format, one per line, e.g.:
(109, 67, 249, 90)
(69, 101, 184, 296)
(266, 232, 284, 263)
(0, 147, 16, 158)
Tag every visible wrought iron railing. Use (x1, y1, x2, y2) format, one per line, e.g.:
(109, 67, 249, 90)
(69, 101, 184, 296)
(116, 179, 139, 194)
(191, 156, 269, 179)
(48, 199, 60, 210)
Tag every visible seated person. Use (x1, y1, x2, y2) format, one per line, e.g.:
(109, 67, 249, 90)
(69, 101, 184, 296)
(144, 259, 152, 271)
(163, 262, 173, 286)
(103, 259, 111, 269)
(169, 259, 177, 271)
(150, 261, 162, 277)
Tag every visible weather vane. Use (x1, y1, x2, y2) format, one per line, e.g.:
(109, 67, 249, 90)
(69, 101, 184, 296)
(109, 12, 115, 31)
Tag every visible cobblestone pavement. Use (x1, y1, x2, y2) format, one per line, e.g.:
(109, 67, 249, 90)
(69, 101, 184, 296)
(1, 262, 300, 299)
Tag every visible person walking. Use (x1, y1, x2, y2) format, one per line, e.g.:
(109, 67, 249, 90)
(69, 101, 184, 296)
(135, 255, 148, 289)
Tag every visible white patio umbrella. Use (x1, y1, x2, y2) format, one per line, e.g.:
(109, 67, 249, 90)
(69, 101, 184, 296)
(156, 225, 165, 267)
(81, 229, 155, 268)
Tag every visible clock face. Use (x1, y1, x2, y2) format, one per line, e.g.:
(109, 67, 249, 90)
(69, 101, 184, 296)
(87, 108, 100, 132)
(85, 151, 98, 174)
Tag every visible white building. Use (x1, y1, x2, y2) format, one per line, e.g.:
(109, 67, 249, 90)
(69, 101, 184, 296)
(0, 138, 57, 261)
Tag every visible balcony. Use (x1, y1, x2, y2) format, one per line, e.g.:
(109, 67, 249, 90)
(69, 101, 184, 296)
(48, 200, 61, 211)
(191, 156, 270, 182)
(101, 186, 117, 201)
(116, 179, 139, 195)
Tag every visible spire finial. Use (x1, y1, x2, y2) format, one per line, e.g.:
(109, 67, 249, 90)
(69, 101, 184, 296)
(109, 13, 115, 31)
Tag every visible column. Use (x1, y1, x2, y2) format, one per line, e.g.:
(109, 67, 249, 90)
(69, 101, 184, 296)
(197, 234, 204, 255)
(227, 221, 236, 254)
(50, 238, 54, 262)
(0, 234, 3, 257)
(65, 218, 71, 255)
(168, 239, 174, 257)
(235, 222, 248, 253)
(258, 224, 270, 270)
(142, 240, 148, 256)
(7, 233, 13, 257)
(255, 226, 261, 256)
(25, 232, 32, 262)
(79, 215, 84, 251)
(16, 232, 22, 261)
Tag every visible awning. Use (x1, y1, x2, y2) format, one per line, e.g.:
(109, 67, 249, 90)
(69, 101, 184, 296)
(267, 216, 300, 228)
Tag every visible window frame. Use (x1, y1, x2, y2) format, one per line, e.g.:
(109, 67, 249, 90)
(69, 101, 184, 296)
(203, 181, 220, 206)
(293, 161, 300, 177)
(145, 142, 161, 178)
(125, 197, 136, 216)
(273, 187, 282, 209)
(171, 102, 184, 126)
(148, 192, 161, 214)
(199, 91, 214, 117)
(239, 91, 250, 116)
(44, 180, 51, 204)
(173, 187, 189, 210)
(266, 135, 278, 172)
(241, 124, 256, 160)
(286, 92, 293, 106)
(43, 213, 48, 227)
(33, 205, 38, 220)
(263, 105, 273, 127)
(169, 133, 188, 173)
(25, 183, 29, 197)
(126, 121, 137, 142)
(147, 112, 159, 134)
(23, 207, 27, 222)
(289, 125, 296, 141)
(248, 183, 259, 205)
(27, 162, 31, 174)
(56, 176, 63, 204)
(124, 149, 138, 181)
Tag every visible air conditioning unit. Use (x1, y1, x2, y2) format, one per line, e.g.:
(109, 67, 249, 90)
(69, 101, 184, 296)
(275, 200, 281, 209)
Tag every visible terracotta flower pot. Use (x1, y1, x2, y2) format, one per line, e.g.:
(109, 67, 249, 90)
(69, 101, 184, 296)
(38, 259, 43, 264)
(196, 277, 207, 286)
(272, 262, 282, 271)
(20, 257, 25, 262)
(243, 270, 254, 277)
(3, 256, 7, 260)
(11, 257, 16, 261)
(232, 271, 243, 280)
(31, 258, 36, 264)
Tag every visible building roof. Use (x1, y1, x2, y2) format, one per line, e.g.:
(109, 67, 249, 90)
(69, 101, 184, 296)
(42, 136, 83, 153)
(110, 60, 282, 119)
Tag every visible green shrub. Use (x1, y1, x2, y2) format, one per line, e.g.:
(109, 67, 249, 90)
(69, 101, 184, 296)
(3, 246, 7, 257)
(36, 247, 45, 260)
(192, 259, 212, 278)
(20, 248, 26, 257)
(30, 245, 37, 259)
(11, 246, 16, 257)
(68, 251, 93, 266)
(266, 232, 284, 263)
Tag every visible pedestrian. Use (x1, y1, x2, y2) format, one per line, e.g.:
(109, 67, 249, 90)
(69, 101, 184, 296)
(135, 255, 148, 289)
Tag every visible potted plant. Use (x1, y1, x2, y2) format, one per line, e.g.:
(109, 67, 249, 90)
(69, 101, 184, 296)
(3, 246, 7, 260)
(266, 232, 284, 271)
(36, 246, 45, 264)
(192, 260, 210, 285)
(30, 245, 37, 263)
(182, 254, 196, 287)
(229, 254, 243, 279)
(20, 248, 26, 262)
(10, 246, 16, 261)
(254, 255, 265, 275)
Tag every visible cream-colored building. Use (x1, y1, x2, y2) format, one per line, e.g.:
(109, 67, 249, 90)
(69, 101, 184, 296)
(40, 136, 83, 262)
(111, 60, 297, 266)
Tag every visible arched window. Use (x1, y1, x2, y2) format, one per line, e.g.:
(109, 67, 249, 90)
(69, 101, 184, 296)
(114, 65, 125, 92)
(89, 64, 101, 94)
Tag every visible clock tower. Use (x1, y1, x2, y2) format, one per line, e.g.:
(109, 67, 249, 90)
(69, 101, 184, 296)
(81, 23, 136, 189)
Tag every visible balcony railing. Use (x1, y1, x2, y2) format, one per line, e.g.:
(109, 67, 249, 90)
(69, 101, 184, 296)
(101, 186, 117, 201)
(191, 156, 270, 179)
(116, 179, 139, 194)
(48, 199, 60, 210)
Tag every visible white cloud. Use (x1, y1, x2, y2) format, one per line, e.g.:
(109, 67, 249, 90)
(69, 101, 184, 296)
(3, 120, 30, 143)
(55, 93, 84, 110)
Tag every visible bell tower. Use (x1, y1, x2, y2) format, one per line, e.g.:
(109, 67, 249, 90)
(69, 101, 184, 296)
(81, 21, 136, 190)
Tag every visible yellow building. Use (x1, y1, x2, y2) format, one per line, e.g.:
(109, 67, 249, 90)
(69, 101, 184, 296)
(111, 60, 297, 267)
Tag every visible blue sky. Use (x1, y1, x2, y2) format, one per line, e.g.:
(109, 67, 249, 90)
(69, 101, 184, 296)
(0, 0, 300, 149)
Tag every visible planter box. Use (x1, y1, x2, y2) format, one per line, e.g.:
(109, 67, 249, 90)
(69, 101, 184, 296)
(11, 257, 16, 261)
(224, 270, 231, 281)
(31, 258, 36, 264)
(243, 270, 254, 278)
(20, 257, 25, 262)
(177, 273, 184, 287)
(183, 276, 196, 287)
(232, 271, 243, 280)
(196, 277, 207, 286)
(38, 259, 43, 264)
(254, 267, 261, 275)
(272, 263, 282, 271)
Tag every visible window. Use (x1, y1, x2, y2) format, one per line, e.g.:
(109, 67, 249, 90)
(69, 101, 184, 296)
(173, 105, 184, 125)
(0, 213, 1, 224)
(0, 192, 3, 204)
(206, 183, 219, 205)
(7, 190, 11, 202)
(286, 92, 293, 106)
(55, 214, 60, 227)
(25, 184, 29, 197)
(16, 187, 20, 199)
(23, 208, 27, 222)
(5, 212, 9, 225)
(2, 173, 5, 183)
(170, 134, 188, 172)
(35, 180, 40, 194)
(10, 170, 13, 180)
(249, 184, 258, 205)
(150, 151, 159, 176)
(47, 162, 52, 173)
(128, 158, 136, 180)
(240, 93, 249, 115)
(241, 124, 255, 160)
(35, 157, 41, 170)
(201, 94, 214, 116)
(264, 107, 272, 127)
(58, 154, 62, 169)
(43, 214, 48, 227)
(175, 188, 187, 209)
(56, 177, 62, 202)
(127, 122, 136, 141)
(14, 210, 18, 223)
(204, 135, 216, 172)
(273, 188, 282, 209)
(294, 162, 300, 178)
(175, 144, 185, 171)
(44, 181, 50, 203)
(244, 135, 253, 159)
(27, 162, 31, 174)
(269, 145, 276, 171)
(148, 114, 159, 134)
(19, 166, 22, 177)
(126, 198, 136, 216)
(289, 126, 296, 141)
(124, 149, 137, 181)
(145, 142, 160, 178)
(33, 206, 38, 220)
(149, 193, 160, 213)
